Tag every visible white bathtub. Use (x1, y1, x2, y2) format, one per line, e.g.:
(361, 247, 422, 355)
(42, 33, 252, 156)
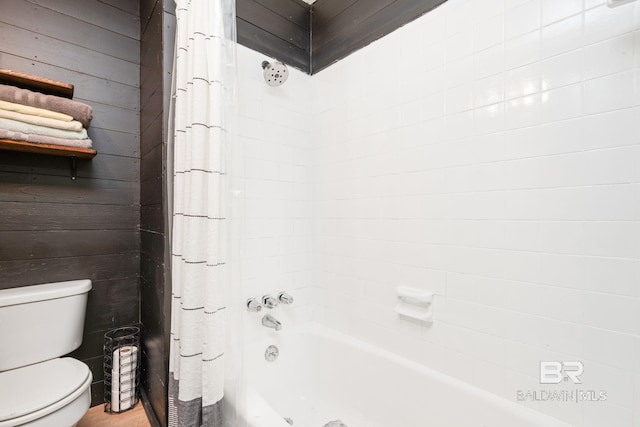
(242, 323, 572, 427)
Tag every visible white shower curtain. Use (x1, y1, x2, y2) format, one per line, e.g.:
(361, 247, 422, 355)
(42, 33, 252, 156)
(168, 0, 235, 425)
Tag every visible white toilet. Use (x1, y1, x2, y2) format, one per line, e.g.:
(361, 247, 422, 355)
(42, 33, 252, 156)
(0, 279, 93, 427)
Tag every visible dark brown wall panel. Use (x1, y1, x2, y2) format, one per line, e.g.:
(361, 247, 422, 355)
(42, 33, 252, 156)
(238, 19, 310, 72)
(254, 0, 309, 30)
(238, 0, 309, 51)
(312, 0, 358, 24)
(0, 172, 139, 205)
(312, 0, 448, 73)
(139, 0, 171, 425)
(85, 277, 141, 333)
(237, 0, 311, 73)
(0, 252, 139, 289)
(0, 230, 139, 260)
(235, 0, 446, 75)
(0, 151, 139, 182)
(0, 202, 139, 231)
(313, 0, 394, 49)
(0, 0, 140, 407)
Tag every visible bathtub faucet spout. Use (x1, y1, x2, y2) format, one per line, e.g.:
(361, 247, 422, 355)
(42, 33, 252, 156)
(262, 314, 282, 331)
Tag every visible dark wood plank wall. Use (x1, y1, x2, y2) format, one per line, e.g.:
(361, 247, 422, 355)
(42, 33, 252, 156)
(234, 0, 447, 74)
(311, 0, 448, 73)
(139, 0, 173, 425)
(0, 0, 140, 407)
(237, 0, 311, 73)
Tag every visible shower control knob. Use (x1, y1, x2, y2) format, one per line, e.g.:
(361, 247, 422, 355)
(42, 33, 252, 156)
(246, 298, 262, 312)
(262, 295, 279, 309)
(278, 292, 294, 305)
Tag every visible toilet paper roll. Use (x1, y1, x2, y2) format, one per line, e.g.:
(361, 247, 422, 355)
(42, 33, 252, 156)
(111, 345, 138, 412)
(111, 372, 136, 411)
(113, 390, 135, 412)
(112, 345, 138, 373)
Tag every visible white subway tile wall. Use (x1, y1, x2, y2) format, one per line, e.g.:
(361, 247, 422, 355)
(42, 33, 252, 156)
(234, 0, 640, 425)
(309, 0, 640, 425)
(234, 45, 315, 341)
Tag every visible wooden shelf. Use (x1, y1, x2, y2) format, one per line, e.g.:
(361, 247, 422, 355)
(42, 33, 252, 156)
(0, 71, 93, 179)
(0, 138, 96, 159)
(0, 69, 74, 99)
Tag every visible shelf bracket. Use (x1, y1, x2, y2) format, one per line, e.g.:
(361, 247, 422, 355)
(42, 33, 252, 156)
(69, 156, 77, 180)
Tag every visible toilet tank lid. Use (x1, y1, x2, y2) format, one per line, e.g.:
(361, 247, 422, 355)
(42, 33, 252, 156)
(0, 279, 92, 308)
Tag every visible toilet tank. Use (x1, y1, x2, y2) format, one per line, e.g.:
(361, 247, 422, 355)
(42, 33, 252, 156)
(0, 279, 92, 371)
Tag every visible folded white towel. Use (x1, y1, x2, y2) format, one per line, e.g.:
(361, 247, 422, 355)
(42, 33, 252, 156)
(0, 99, 73, 122)
(0, 129, 92, 148)
(0, 108, 83, 131)
(0, 117, 88, 140)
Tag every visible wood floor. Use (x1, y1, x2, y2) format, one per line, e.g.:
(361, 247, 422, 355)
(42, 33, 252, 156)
(77, 402, 151, 427)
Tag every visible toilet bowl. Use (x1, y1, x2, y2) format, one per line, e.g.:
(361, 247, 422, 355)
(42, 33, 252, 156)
(0, 280, 93, 427)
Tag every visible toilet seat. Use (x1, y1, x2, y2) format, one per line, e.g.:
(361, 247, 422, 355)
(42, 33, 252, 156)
(0, 357, 92, 426)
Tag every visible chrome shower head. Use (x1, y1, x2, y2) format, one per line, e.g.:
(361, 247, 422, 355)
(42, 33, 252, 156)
(262, 60, 289, 87)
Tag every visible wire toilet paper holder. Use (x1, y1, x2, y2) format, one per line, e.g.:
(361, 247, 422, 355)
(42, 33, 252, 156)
(104, 326, 140, 413)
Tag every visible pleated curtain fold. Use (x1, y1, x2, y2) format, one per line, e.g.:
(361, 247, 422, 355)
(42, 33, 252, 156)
(168, 0, 234, 425)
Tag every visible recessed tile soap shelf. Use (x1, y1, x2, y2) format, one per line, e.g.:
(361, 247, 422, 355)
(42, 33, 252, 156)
(394, 286, 434, 323)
